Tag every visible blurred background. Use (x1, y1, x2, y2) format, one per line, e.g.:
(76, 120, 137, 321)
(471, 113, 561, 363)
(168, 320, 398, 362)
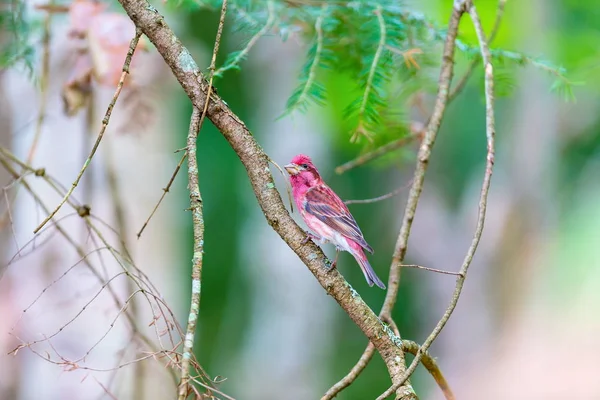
(1, 0, 600, 399)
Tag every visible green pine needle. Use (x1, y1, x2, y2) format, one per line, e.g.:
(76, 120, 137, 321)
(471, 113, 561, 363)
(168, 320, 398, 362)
(280, 4, 329, 118)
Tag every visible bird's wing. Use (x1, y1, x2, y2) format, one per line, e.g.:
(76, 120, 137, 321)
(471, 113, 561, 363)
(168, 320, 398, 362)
(304, 185, 374, 254)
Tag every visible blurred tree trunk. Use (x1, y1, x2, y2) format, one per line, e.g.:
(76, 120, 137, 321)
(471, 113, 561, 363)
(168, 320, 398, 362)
(0, 28, 20, 399)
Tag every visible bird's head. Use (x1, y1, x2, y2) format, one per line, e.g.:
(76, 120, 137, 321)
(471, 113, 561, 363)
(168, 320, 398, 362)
(285, 154, 321, 187)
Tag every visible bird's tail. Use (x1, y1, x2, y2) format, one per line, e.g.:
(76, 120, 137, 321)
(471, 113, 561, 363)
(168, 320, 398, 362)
(353, 249, 386, 289)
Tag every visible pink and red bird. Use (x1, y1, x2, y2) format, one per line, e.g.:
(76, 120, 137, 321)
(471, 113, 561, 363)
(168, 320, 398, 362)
(285, 154, 386, 289)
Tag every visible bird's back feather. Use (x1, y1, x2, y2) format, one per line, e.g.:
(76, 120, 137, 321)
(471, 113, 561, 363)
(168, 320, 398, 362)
(304, 184, 374, 254)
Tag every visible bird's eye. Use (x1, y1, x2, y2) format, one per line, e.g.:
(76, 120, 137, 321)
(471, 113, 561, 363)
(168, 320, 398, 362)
(300, 163, 309, 169)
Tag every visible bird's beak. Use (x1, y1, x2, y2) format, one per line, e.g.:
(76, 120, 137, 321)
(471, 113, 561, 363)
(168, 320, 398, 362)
(284, 163, 300, 175)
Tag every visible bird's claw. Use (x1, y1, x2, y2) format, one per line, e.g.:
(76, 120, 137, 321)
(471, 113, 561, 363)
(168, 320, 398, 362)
(327, 259, 337, 271)
(301, 232, 319, 245)
(328, 249, 340, 271)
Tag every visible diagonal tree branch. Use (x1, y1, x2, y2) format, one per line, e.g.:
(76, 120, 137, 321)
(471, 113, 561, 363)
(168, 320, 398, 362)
(321, 342, 376, 400)
(401, 340, 454, 400)
(116, 0, 413, 395)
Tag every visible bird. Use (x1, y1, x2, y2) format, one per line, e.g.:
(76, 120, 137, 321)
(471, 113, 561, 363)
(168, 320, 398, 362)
(284, 154, 386, 289)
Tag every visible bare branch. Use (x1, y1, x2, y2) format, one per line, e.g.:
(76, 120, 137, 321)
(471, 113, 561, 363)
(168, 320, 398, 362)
(377, 1, 496, 398)
(0, 149, 180, 385)
(33, 28, 143, 234)
(137, 152, 186, 238)
(178, 107, 204, 400)
(380, 0, 468, 320)
(400, 264, 462, 277)
(335, 128, 421, 175)
(344, 180, 411, 205)
(448, 0, 507, 102)
(321, 342, 375, 400)
(178, 1, 227, 398)
(402, 340, 455, 400)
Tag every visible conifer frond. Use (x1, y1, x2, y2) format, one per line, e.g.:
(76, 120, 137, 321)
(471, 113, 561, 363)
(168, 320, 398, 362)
(351, 5, 386, 143)
(452, 38, 579, 100)
(214, 1, 275, 78)
(550, 78, 582, 103)
(230, 2, 261, 29)
(493, 68, 517, 98)
(1, 0, 39, 74)
(281, 4, 329, 116)
(4, 0, 576, 143)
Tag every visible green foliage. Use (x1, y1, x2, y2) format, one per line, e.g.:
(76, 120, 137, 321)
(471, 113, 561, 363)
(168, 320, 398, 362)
(0, 0, 40, 75)
(450, 30, 579, 101)
(281, 4, 330, 116)
(173, 0, 576, 146)
(4, 0, 575, 144)
(492, 67, 517, 98)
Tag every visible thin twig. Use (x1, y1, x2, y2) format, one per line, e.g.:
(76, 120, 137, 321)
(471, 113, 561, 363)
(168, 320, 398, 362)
(178, 1, 227, 398)
(268, 158, 294, 213)
(33, 3, 69, 12)
(137, 152, 187, 238)
(380, 0, 468, 321)
(33, 28, 143, 234)
(93, 376, 119, 400)
(344, 180, 411, 205)
(400, 264, 462, 276)
(321, 342, 376, 400)
(402, 340, 455, 400)
(335, 129, 421, 175)
(324, 321, 456, 400)
(0, 148, 180, 385)
(188, 374, 237, 400)
(377, 2, 495, 398)
(9, 271, 129, 353)
(448, 0, 506, 102)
